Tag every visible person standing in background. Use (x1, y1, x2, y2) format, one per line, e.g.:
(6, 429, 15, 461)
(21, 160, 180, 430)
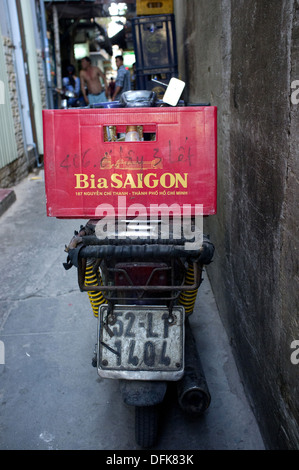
(111, 55, 131, 101)
(80, 56, 108, 105)
(62, 65, 84, 107)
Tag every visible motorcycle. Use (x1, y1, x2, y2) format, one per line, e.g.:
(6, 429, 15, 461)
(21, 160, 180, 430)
(55, 87, 85, 109)
(63, 91, 215, 448)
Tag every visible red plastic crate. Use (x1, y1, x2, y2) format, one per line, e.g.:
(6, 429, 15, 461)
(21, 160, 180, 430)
(43, 106, 217, 218)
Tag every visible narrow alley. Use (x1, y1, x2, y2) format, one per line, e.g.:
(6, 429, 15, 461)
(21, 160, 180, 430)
(1, 0, 298, 453)
(0, 170, 264, 450)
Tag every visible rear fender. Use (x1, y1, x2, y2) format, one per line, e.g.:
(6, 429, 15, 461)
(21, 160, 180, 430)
(119, 380, 167, 406)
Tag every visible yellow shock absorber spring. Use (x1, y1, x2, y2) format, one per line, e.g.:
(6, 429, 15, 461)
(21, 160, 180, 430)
(84, 260, 106, 317)
(178, 262, 199, 315)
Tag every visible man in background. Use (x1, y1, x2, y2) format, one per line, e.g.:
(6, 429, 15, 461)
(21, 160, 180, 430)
(111, 55, 131, 101)
(80, 56, 108, 105)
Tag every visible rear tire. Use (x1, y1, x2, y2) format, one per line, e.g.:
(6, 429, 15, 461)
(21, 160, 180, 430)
(135, 405, 159, 448)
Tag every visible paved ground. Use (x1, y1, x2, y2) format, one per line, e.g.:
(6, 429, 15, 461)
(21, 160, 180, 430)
(0, 170, 265, 450)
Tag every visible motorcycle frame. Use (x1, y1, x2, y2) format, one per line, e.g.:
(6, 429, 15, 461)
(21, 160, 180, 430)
(77, 256, 203, 302)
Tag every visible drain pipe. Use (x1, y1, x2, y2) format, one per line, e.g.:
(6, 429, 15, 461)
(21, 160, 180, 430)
(32, 142, 42, 168)
(39, 0, 54, 109)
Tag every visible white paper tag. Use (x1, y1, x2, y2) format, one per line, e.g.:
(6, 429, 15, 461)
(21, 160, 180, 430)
(163, 78, 186, 106)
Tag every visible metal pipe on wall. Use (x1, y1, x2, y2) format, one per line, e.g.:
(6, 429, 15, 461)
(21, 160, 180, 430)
(53, 4, 61, 108)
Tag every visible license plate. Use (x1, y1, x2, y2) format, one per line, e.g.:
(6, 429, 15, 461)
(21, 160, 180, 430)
(98, 305, 185, 380)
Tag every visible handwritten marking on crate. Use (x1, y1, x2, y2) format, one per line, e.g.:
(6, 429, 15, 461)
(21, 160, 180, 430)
(59, 138, 193, 173)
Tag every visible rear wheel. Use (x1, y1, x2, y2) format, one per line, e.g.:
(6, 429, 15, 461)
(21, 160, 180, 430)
(135, 405, 159, 448)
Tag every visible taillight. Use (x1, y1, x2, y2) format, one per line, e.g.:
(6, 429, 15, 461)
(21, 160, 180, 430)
(114, 263, 169, 287)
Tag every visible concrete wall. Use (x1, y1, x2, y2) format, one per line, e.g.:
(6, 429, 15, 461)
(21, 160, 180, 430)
(174, 0, 299, 449)
(0, 35, 28, 187)
(0, 0, 47, 188)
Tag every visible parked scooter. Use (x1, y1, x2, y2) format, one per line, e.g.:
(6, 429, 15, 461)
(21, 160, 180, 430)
(63, 91, 215, 448)
(55, 87, 85, 109)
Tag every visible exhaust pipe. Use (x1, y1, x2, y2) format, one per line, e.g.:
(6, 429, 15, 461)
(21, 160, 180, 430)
(177, 318, 211, 415)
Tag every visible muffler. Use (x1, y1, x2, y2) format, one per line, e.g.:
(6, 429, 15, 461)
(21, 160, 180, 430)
(177, 318, 211, 415)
